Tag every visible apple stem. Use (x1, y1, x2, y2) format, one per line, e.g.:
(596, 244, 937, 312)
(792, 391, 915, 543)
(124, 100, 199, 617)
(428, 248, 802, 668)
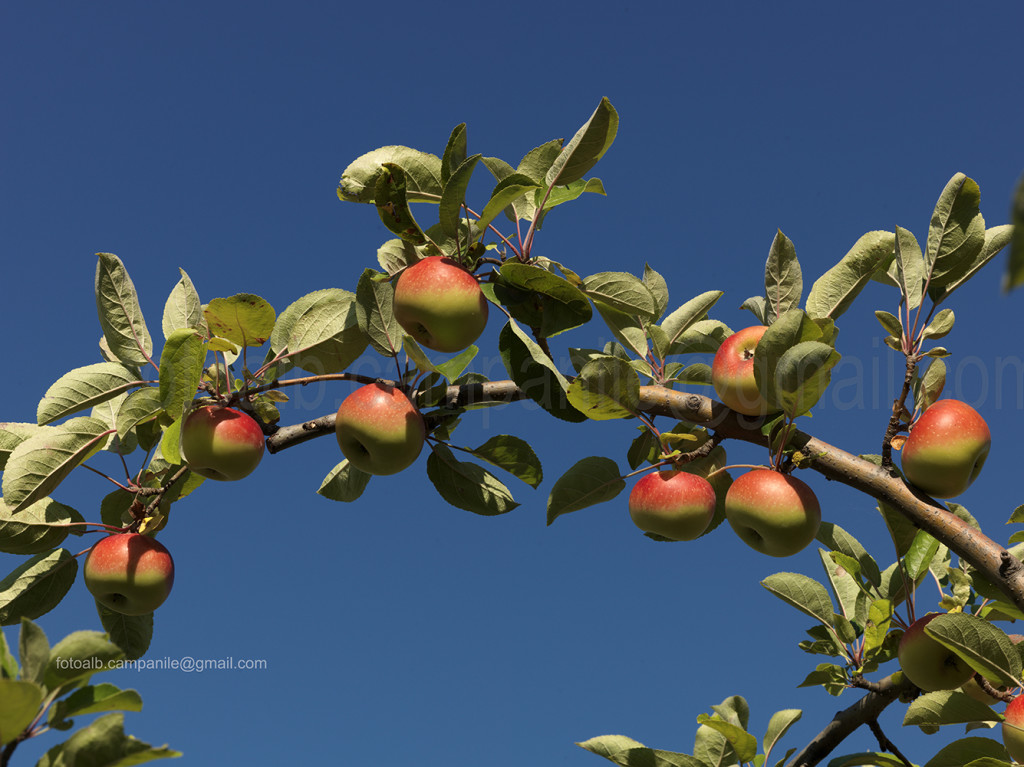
(705, 464, 770, 480)
(866, 719, 913, 767)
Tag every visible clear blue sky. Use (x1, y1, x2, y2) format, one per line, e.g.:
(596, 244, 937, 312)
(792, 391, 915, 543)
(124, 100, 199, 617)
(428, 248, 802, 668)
(2, 2, 1023, 765)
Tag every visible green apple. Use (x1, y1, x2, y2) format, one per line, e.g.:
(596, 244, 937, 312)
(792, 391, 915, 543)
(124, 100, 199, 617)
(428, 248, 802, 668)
(335, 383, 426, 475)
(393, 256, 489, 353)
(897, 613, 973, 692)
(628, 469, 717, 541)
(724, 469, 820, 557)
(180, 405, 265, 481)
(711, 325, 771, 416)
(1004, 695, 1024, 763)
(84, 533, 175, 616)
(901, 399, 991, 498)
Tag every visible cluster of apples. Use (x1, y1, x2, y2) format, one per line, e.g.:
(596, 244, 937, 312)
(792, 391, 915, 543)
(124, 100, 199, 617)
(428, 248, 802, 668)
(335, 257, 488, 475)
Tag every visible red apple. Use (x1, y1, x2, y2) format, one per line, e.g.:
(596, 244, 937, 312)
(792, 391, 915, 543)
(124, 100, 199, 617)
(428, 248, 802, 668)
(901, 399, 991, 498)
(897, 613, 974, 692)
(711, 325, 771, 416)
(335, 383, 426, 475)
(393, 256, 489, 353)
(84, 533, 175, 616)
(1004, 695, 1024, 762)
(180, 406, 265, 481)
(724, 469, 820, 557)
(628, 470, 717, 541)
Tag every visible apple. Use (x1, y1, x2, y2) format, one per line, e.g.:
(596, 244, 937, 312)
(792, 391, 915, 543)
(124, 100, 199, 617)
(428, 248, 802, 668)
(393, 256, 489, 353)
(628, 470, 717, 541)
(901, 399, 991, 498)
(83, 533, 175, 616)
(180, 405, 264, 481)
(897, 613, 973, 692)
(1004, 695, 1024, 763)
(724, 469, 820, 557)
(335, 383, 426, 475)
(711, 325, 771, 416)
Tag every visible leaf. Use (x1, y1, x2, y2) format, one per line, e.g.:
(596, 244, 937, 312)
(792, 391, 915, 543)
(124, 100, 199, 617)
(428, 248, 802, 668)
(35, 712, 181, 765)
(45, 630, 125, 689)
(467, 435, 543, 488)
(115, 387, 163, 444)
(355, 268, 403, 357)
(926, 173, 986, 292)
(933, 223, 1014, 303)
(95, 253, 153, 367)
(270, 289, 368, 374)
(1005, 174, 1024, 291)
(695, 715, 757, 764)
(893, 226, 925, 311)
(476, 174, 542, 231)
(36, 363, 143, 426)
(426, 444, 518, 516)
(761, 572, 836, 627)
(0, 679, 43, 746)
(203, 294, 275, 347)
(50, 682, 143, 725)
(546, 456, 624, 525)
(157, 328, 205, 419)
(19, 618, 49, 686)
(753, 308, 826, 412)
(924, 737, 1010, 767)
(661, 291, 724, 348)
(772, 341, 841, 418)
(0, 497, 84, 555)
(806, 231, 896, 320)
(577, 735, 706, 767)
(544, 97, 618, 187)
(162, 267, 206, 338)
(583, 272, 658, 318)
(496, 262, 592, 338)
(2, 417, 111, 513)
(816, 522, 881, 587)
(642, 264, 669, 320)
(763, 708, 802, 765)
(0, 424, 53, 471)
(874, 311, 903, 338)
(317, 460, 372, 503)
(439, 153, 482, 239)
(97, 605, 153, 661)
(0, 549, 78, 625)
(591, 300, 649, 359)
(498, 320, 584, 423)
(925, 612, 1023, 687)
(764, 229, 802, 324)
(903, 689, 1002, 727)
(440, 123, 467, 186)
(567, 356, 640, 420)
(339, 145, 442, 204)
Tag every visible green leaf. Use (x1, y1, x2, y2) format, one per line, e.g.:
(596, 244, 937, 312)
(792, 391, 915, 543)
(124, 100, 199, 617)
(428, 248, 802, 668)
(544, 97, 618, 187)
(763, 708, 802, 766)
(157, 328, 205, 419)
(761, 572, 836, 627)
(764, 229, 802, 324)
(44, 630, 125, 689)
(0, 497, 84, 555)
(740, 295, 768, 325)
(317, 460, 372, 503)
(893, 226, 925, 311)
(696, 714, 757, 764)
(661, 291, 724, 348)
(498, 320, 584, 423)
(772, 340, 841, 418)
(933, 223, 1014, 303)
(924, 737, 1010, 767)
(0, 679, 43, 746)
(496, 262, 592, 338)
(162, 267, 206, 338)
(36, 363, 143, 427)
(797, 663, 848, 696)
(540, 177, 607, 214)
(753, 308, 826, 412)
(2, 417, 111, 513)
(439, 154, 482, 239)
(426, 444, 518, 516)
(926, 173, 986, 293)
(665, 319, 732, 356)
(95, 253, 153, 367)
(476, 174, 542, 231)
(1005, 174, 1024, 291)
(874, 311, 903, 338)
(806, 231, 896, 320)
(816, 522, 882, 587)
(374, 162, 435, 246)
(922, 308, 955, 340)
(546, 456, 624, 525)
(339, 145, 442, 203)
(925, 612, 1023, 687)
(828, 753, 921, 767)
(467, 435, 543, 489)
(355, 268, 403, 357)
(434, 346, 478, 383)
(115, 387, 163, 444)
(203, 294, 275, 348)
(0, 549, 78, 626)
(376, 237, 420, 274)
(441, 123, 467, 186)
(50, 682, 143, 726)
(18, 618, 49, 686)
(583, 272, 658, 318)
(577, 735, 706, 767)
(36, 712, 181, 765)
(904, 529, 942, 581)
(270, 289, 368, 374)
(591, 300, 649, 359)
(0, 424, 53, 471)
(566, 356, 640, 420)
(904, 689, 1002, 727)
(97, 605, 153, 661)
(642, 264, 669, 320)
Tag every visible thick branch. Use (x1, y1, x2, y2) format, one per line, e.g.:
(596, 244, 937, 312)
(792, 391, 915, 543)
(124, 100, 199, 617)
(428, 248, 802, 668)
(784, 674, 914, 767)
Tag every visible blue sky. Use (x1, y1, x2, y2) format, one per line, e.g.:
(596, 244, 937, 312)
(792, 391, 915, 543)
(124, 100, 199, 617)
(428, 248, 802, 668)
(2, 2, 1023, 765)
